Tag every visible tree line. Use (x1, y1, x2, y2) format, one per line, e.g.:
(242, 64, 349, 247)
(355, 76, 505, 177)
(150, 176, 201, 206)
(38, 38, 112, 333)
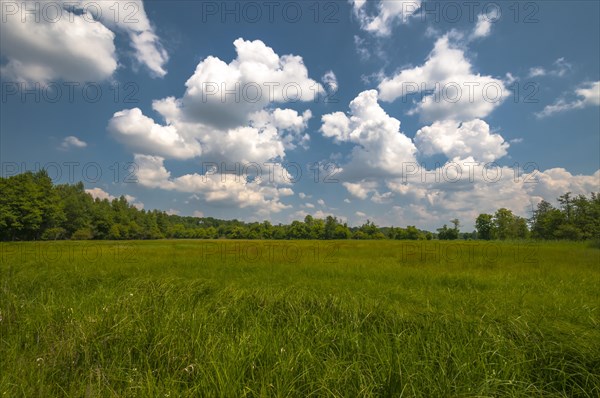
(475, 193, 600, 241)
(1, 170, 598, 242)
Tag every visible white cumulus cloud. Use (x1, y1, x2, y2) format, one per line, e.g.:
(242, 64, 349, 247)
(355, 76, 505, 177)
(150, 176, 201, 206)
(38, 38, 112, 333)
(181, 38, 323, 129)
(85, 187, 144, 209)
(351, 0, 422, 37)
(85, 187, 115, 201)
(365, 159, 600, 230)
(378, 34, 509, 122)
(0, 0, 167, 82)
(133, 154, 294, 215)
(109, 39, 320, 165)
(321, 90, 417, 179)
(108, 107, 201, 159)
(415, 119, 509, 162)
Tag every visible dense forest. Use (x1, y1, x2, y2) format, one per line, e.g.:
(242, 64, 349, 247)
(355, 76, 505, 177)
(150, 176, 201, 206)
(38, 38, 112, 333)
(1, 170, 598, 242)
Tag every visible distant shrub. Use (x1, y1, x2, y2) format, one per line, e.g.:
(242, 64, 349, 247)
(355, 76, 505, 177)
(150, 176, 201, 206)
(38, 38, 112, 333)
(41, 227, 66, 240)
(588, 239, 600, 249)
(71, 228, 93, 240)
(352, 231, 368, 240)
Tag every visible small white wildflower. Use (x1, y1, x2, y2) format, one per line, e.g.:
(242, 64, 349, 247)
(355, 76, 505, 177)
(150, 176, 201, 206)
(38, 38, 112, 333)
(184, 364, 195, 373)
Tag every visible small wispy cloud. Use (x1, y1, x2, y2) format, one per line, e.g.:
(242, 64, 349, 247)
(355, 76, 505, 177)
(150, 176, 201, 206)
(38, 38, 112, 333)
(470, 14, 492, 39)
(536, 81, 600, 118)
(528, 57, 572, 78)
(321, 70, 338, 92)
(59, 136, 87, 150)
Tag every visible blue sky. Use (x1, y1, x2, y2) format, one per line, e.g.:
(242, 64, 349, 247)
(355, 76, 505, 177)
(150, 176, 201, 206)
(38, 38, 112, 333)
(1, 0, 599, 230)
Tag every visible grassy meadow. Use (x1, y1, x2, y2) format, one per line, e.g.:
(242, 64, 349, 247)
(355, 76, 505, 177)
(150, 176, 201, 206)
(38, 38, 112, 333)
(0, 240, 599, 397)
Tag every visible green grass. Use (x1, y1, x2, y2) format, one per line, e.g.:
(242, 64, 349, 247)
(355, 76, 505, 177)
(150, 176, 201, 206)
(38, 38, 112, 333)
(1, 240, 599, 397)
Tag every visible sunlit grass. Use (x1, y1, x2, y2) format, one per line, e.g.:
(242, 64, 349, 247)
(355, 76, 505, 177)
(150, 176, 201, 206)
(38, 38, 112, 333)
(1, 240, 598, 396)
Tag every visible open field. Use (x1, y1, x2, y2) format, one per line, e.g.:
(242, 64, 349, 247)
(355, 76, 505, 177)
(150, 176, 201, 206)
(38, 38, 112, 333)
(1, 240, 599, 397)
